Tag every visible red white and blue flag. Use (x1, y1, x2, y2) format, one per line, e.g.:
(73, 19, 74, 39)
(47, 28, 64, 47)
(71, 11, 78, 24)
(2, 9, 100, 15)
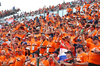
(6, 18, 14, 24)
(58, 40, 68, 61)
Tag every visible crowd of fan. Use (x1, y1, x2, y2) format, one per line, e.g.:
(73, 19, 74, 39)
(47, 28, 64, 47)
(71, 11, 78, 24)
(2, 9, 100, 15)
(0, 8, 20, 18)
(0, 0, 100, 66)
(29, 0, 90, 15)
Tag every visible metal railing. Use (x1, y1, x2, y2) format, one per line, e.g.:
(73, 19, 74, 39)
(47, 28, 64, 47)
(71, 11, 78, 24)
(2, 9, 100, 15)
(36, 55, 48, 66)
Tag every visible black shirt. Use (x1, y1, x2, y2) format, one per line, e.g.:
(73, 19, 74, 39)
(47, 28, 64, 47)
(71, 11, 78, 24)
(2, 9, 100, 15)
(61, 58, 74, 66)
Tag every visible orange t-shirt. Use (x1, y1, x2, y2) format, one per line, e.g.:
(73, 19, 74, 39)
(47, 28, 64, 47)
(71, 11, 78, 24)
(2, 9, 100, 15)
(26, 40, 34, 49)
(49, 57, 59, 66)
(86, 38, 93, 43)
(22, 48, 25, 55)
(15, 34, 25, 39)
(53, 36, 61, 49)
(48, 41, 56, 53)
(9, 57, 16, 66)
(0, 56, 6, 66)
(84, 15, 92, 20)
(30, 58, 36, 66)
(46, 15, 49, 21)
(40, 40, 48, 54)
(15, 55, 25, 66)
(40, 60, 49, 66)
(87, 42, 100, 65)
(30, 41, 41, 53)
(88, 30, 97, 37)
(83, 4, 90, 12)
(67, 8, 73, 13)
(75, 7, 81, 11)
(3, 58, 10, 66)
(76, 52, 88, 66)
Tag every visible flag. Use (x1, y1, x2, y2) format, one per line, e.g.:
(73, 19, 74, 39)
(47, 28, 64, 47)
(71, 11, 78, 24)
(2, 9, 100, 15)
(6, 18, 14, 24)
(58, 40, 68, 62)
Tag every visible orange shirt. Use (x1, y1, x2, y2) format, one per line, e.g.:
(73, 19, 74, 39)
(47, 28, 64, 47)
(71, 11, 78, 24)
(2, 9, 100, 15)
(22, 48, 25, 55)
(83, 4, 90, 12)
(48, 41, 56, 53)
(3, 58, 10, 65)
(26, 40, 34, 49)
(30, 58, 36, 66)
(9, 57, 16, 66)
(76, 52, 88, 66)
(30, 41, 41, 53)
(46, 15, 49, 21)
(15, 55, 25, 66)
(40, 40, 48, 54)
(15, 34, 25, 39)
(75, 7, 81, 11)
(0, 56, 6, 66)
(86, 38, 93, 43)
(49, 57, 59, 66)
(67, 8, 73, 13)
(94, 3, 98, 7)
(88, 30, 97, 37)
(41, 60, 49, 66)
(53, 36, 61, 49)
(84, 15, 92, 20)
(71, 35, 76, 44)
(87, 42, 100, 65)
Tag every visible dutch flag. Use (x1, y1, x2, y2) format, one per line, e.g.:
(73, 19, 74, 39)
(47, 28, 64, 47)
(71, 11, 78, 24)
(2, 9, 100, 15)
(6, 18, 14, 24)
(58, 40, 68, 62)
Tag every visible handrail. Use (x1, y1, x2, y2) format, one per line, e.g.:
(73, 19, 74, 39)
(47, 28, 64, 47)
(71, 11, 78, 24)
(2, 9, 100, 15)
(36, 55, 48, 66)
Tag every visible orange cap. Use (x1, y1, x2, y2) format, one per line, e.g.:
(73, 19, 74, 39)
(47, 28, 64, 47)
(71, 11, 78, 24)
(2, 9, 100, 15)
(85, 2, 87, 4)
(43, 53, 49, 58)
(62, 33, 68, 38)
(2, 43, 7, 45)
(7, 53, 10, 56)
(2, 29, 5, 31)
(21, 23, 25, 26)
(55, 31, 59, 33)
(35, 34, 41, 37)
(15, 48, 22, 52)
(6, 52, 10, 56)
(43, 53, 48, 56)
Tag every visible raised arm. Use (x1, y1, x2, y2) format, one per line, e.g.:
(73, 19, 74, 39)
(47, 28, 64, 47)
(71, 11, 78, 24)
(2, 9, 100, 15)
(50, 55, 60, 66)
(81, 34, 87, 46)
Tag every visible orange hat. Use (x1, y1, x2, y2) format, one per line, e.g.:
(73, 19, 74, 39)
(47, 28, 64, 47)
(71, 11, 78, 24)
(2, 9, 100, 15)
(62, 33, 68, 38)
(7, 45, 10, 48)
(5, 39, 8, 41)
(45, 34, 49, 39)
(15, 27, 19, 30)
(19, 49, 22, 51)
(55, 31, 59, 33)
(43, 53, 49, 58)
(21, 23, 25, 26)
(15, 48, 19, 51)
(15, 48, 22, 52)
(35, 34, 41, 37)
(43, 53, 48, 56)
(2, 43, 7, 45)
(2, 29, 5, 31)
(6, 53, 10, 56)
(72, 29, 76, 32)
